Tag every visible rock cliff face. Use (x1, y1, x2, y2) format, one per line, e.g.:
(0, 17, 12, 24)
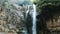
(0, 4, 24, 34)
(0, 4, 34, 34)
(0, 0, 33, 34)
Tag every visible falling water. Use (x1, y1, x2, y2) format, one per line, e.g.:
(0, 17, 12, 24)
(26, 6, 29, 18)
(32, 4, 37, 34)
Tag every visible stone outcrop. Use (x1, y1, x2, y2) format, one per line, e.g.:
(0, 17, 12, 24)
(0, 5, 23, 34)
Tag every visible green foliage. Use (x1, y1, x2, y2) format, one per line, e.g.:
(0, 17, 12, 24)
(35, 0, 60, 12)
(36, 0, 60, 7)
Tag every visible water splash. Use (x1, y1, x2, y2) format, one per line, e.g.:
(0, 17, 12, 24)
(32, 4, 37, 34)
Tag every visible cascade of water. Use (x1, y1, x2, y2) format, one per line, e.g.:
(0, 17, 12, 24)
(32, 4, 37, 34)
(21, 6, 29, 34)
(26, 6, 29, 18)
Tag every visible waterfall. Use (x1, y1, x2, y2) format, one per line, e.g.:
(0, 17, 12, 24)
(26, 6, 29, 18)
(32, 4, 37, 34)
